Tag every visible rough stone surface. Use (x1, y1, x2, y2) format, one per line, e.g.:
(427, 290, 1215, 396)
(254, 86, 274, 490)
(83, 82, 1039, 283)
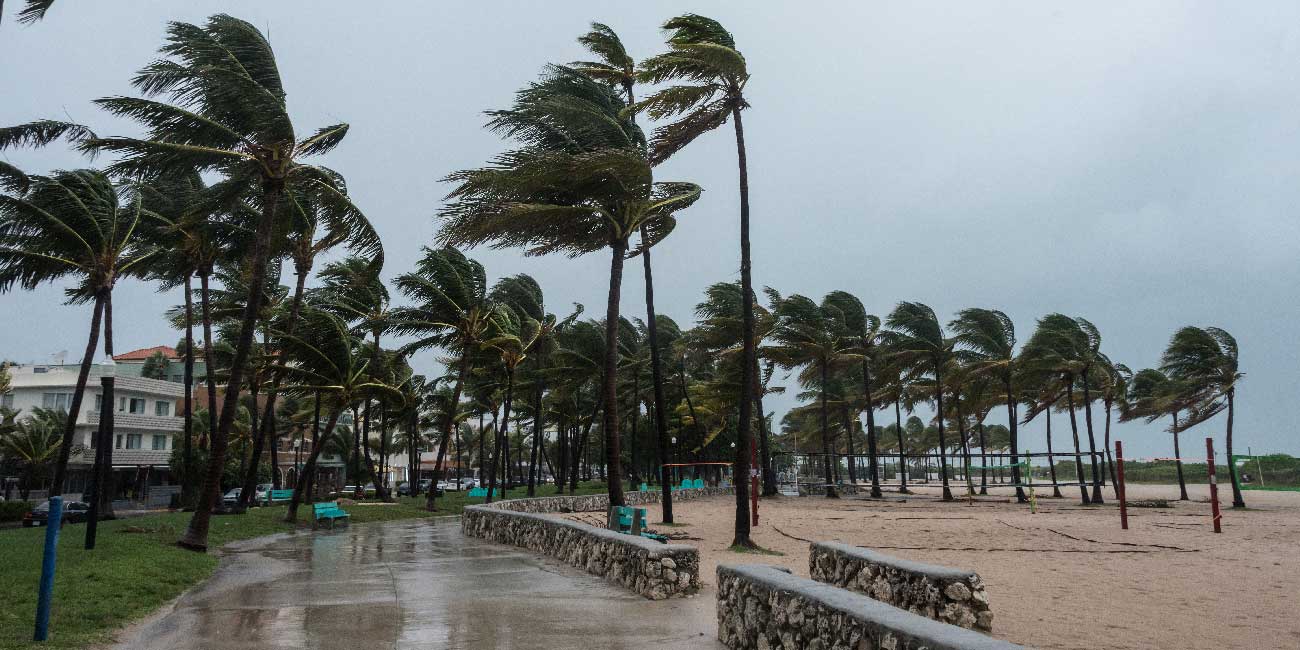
(461, 487, 731, 600)
(717, 564, 1028, 650)
(809, 541, 995, 632)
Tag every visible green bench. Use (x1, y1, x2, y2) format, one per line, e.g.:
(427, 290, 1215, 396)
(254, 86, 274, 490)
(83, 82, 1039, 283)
(264, 489, 294, 505)
(673, 478, 705, 491)
(312, 501, 350, 529)
(608, 505, 667, 543)
(638, 482, 649, 492)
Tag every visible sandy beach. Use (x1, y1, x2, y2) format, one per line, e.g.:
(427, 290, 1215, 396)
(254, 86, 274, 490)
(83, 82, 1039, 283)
(557, 483, 1300, 650)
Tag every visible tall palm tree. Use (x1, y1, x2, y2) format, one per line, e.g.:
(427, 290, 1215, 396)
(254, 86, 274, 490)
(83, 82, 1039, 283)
(1096, 358, 1131, 489)
(882, 302, 956, 501)
(67, 14, 358, 551)
(479, 302, 542, 502)
(575, 20, 682, 519)
(1161, 326, 1244, 507)
(951, 308, 1027, 502)
(636, 12, 756, 547)
(391, 246, 493, 511)
(1119, 368, 1191, 500)
(438, 65, 701, 509)
(766, 294, 856, 498)
(0, 168, 157, 496)
(1021, 315, 1098, 504)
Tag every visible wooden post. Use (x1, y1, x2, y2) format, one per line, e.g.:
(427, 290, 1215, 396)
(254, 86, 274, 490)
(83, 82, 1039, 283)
(1116, 440, 1128, 530)
(1206, 437, 1222, 533)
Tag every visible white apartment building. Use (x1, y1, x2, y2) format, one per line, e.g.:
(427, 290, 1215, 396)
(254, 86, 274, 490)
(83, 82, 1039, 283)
(3, 362, 184, 502)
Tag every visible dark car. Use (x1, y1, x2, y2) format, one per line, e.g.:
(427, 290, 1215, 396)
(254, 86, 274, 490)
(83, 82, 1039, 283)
(22, 500, 91, 528)
(396, 479, 433, 497)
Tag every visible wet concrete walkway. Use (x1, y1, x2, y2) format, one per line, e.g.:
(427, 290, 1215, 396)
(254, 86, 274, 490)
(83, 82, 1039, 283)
(112, 517, 721, 649)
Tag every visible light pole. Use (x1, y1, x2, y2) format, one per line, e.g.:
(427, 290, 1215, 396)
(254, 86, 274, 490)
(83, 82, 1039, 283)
(85, 358, 115, 550)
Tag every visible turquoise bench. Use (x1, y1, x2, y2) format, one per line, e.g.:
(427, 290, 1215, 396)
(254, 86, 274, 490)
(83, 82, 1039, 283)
(264, 489, 294, 505)
(467, 487, 488, 498)
(692, 478, 704, 489)
(638, 482, 649, 492)
(312, 501, 350, 529)
(609, 505, 667, 543)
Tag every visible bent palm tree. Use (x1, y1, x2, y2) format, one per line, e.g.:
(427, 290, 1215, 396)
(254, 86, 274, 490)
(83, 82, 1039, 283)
(882, 302, 956, 501)
(438, 65, 700, 509)
(824, 291, 884, 498)
(1161, 326, 1244, 507)
(951, 308, 1027, 502)
(1119, 367, 1192, 500)
(0, 168, 157, 496)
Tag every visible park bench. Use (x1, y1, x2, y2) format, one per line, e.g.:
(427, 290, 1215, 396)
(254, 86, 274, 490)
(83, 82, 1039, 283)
(312, 501, 350, 529)
(264, 489, 294, 505)
(608, 505, 667, 543)
(638, 482, 649, 492)
(467, 487, 488, 499)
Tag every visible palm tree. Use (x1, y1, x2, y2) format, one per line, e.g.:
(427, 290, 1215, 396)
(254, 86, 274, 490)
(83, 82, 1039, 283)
(1, 0, 54, 24)
(0, 168, 158, 496)
(824, 292, 885, 498)
(1021, 315, 1099, 504)
(0, 408, 66, 500)
(273, 309, 399, 522)
(951, 308, 1027, 502)
(636, 12, 756, 547)
(438, 65, 701, 509)
(1096, 358, 1131, 489)
(766, 294, 857, 498)
(391, 247, 493, 510)
(50, 14, 359, 551)
(575, 20, 683, 519)
(882, 302, 957, 501)
(479, 302, 542, 502)
(1161, 326, 1244, 507)
(1119, 368, 1191, 500)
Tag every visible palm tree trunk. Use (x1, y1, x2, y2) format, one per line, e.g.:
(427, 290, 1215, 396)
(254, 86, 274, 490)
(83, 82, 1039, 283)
(1103, 399, 1117, 488)
(351, 405, 362, 498)
(1046, 407, 1063, 498)
(555, 411, 567, 494)
(98, 291, 117, 519)
(894, 397, 908, 493)
(239, 329, 274, 508)
(977, 420, 989, 495)
(752, 357, 776, 497)
(1064, 380, 1091, 505)
(1172, 412, 1188, 500)
(819, 360, 837, 498)
(182, 274, 196, 507)
(1007, 382, 1025, 502)
(601, 240, 627, 508)
(427, 351, 470, 511)
(250, 268, 309, 494)
(842, 406, 857, 485)
(1081, 374, 1104, 503)
(286, 408, 340, 523)
(732, 106, 756, 547)
(528, 359, 543, 497)
(198, 269, 218, 449)
(629, 373, 640, 490)
(935, 366, 953, 501)
(1226, 390, 1244, 508)
(572, 392, 604, 493)
(955, 391, 974, 497)
(861, 361, 881, 498)
(487, 370, 515, 503)
(50, 291, 104, 498)
(180, 181, 281, 552)
(641, 239, 677, 516)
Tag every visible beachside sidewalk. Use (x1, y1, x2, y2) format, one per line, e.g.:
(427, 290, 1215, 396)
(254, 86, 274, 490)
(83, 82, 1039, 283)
(110, 517, 721, 650)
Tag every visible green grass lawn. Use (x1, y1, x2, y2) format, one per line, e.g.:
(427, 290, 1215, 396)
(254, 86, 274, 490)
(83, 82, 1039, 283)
(0, 482, 608, 650)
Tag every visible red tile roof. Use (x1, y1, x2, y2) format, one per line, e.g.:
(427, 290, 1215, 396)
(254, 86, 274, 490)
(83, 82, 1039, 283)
(113, 345, 180, 361)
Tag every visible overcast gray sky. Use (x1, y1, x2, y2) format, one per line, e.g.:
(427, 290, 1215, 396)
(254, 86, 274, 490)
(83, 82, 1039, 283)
(3, 2, 1297, 459)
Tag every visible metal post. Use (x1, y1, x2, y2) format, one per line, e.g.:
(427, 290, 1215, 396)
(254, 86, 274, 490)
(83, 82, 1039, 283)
(1206, 437, 1222, 533)
(34, 496, 63, 641)
(1116, 440, 1128, 530)
(85, 368, 114, 550)
(750, 439, 759, 526)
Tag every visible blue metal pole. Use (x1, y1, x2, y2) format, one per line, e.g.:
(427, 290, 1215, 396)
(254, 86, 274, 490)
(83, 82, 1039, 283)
(33, 495, 63, 641)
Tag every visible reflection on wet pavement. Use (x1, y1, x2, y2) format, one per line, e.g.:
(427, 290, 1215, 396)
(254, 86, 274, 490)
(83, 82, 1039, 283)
(113, 518, 721, 649)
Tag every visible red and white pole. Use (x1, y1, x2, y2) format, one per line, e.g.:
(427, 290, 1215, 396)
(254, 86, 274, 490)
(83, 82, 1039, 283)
(1206, 437, 1222, 534)
(1116, 440, 1128, 530)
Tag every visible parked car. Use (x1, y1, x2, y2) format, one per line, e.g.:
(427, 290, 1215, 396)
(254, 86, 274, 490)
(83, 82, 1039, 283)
(22, 500, 91, 527)
(254, 483, 273, 502)
(341, 484, 377, 497)
(397, 479, 432, 496)
(221, 488, 242, 507)
(442, 478, 475, 491)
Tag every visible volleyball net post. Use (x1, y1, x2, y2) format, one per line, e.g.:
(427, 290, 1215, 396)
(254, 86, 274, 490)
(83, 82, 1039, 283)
(1116, 440, 1128, 530)
(1206, 437, 1222, 534)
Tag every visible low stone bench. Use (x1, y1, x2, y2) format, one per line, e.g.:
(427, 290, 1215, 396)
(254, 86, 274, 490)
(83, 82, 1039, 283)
(810, 541, 993, 631)
(718, 564, 1026, 650)
(460, 487, 731, 600)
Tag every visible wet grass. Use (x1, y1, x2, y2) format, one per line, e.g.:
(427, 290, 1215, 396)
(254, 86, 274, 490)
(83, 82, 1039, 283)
(0, 481, 609, 649)
(727, 542, 785, 556)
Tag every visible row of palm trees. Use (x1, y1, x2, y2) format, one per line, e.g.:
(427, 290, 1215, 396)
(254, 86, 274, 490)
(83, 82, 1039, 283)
(0, 12, 772, 550)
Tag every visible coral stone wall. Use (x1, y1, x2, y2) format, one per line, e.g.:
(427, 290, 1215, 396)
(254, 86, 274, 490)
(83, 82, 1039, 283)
(461, 487, 731, 600)
(810, 541, 994, 631)
(717, 564, 1026, 650)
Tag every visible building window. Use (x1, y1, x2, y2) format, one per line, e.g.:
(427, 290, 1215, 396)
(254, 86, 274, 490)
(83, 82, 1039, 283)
(155, 401, 171, 416)
(152, 435, 168, 450)
(120, 398, 145, 414)
(42, 393, 72, 411)
(115, 434, 122, 449)
(126, 434, 142, 449)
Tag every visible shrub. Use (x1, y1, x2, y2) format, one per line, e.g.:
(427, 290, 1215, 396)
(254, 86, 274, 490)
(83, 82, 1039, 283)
(0, 500, 33, 522)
